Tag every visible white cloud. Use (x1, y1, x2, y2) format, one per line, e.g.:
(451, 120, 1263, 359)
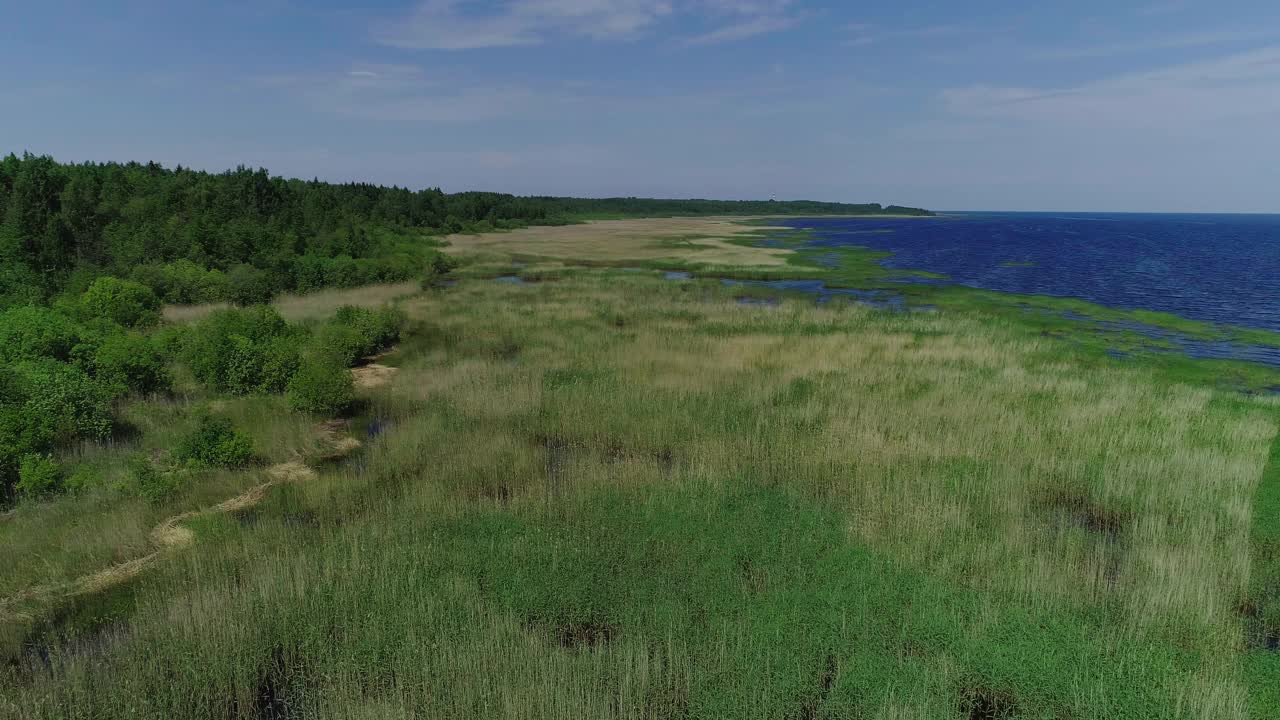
(259, 63, 538, 123)
(376, 0, 802, 50)
(681, 13, 799, 46)
(842, 22, 975, 48)
(941, 46, 1280, 131)
(1032, 28, 1278, 60)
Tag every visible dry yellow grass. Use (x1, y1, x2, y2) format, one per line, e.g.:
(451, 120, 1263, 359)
(6, 271, 1277, 718)
(444, 218, 806, 268)
(0, 459, 321, 622)
(400, 276, 1276, 658)
(162, 281, 420, 324)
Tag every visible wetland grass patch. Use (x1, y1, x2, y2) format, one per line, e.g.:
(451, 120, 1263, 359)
(2, 271, 1277, 718)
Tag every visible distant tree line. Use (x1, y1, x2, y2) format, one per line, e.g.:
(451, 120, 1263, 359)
(0, 153, 930, 306)
(524, 197, 933, 218)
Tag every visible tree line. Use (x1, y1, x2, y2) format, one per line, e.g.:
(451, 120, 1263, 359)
(0, 153, 930, 306)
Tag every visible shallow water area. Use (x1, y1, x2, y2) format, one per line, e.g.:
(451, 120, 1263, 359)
(718, 278, 907, 311)
(777, 213, 1280, 333)
(1063, 312, 1280, 368)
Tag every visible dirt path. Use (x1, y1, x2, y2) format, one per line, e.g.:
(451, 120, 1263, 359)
(352, 362, 397, 390)
(351, 348, 400, 391)
(0, 455, 324, 622)
(0, 356, 391, 623)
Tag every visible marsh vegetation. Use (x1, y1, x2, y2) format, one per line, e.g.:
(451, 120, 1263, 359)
(2, 216, 1279, 719)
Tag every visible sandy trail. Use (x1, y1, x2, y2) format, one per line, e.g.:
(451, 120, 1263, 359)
(352, 362, 398, 390)
(351, 348, 400, 392)
(443, 217, 804, 268)
(1, 454, 324, 622)
(0, 355, 392, 622)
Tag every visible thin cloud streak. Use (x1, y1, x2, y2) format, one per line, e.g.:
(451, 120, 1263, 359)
(1032, 28, 1279, 60)
(681, 13, 801, 46)
(376, 0, 802, 50)
(942, 46, 1280, 130)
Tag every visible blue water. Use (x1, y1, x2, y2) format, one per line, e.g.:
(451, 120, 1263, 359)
(720, 279, 907, 311)
(776, 213, 1280, 334)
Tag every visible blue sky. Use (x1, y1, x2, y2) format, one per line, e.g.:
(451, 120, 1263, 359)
(4, 0, 1280, 211)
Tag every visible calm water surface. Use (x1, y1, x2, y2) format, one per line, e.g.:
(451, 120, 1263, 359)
(777, 213, 1280, 334)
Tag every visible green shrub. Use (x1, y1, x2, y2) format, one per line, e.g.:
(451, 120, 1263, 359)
(333, 305, 405, 356)
(287, 354, 354, 414)
(185, 307, 288, 392)
(16, 454, 62, 496)
(222, 334, 264, 395)
(310, 323, 367, 367)
(0, 305, 89, 363)
(0, 361, 115, 496)
(226, 264, 275, 306)
(259, 336, 302, 393)
(79, 276, 161, 328)
(174, 412, 254, 468)
(292, 254, 330, 293)
(63, 463, 99, 494)
(12, 360, 114, 446)
(151, 324, 189, 360)
(131, 260, 230, 304)
(129, 454, 180, 505)
(92, 332, 170, 395)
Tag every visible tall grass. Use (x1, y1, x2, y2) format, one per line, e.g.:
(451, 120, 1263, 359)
(162, 281, 419, 324)
(2, 272, 1275, 718)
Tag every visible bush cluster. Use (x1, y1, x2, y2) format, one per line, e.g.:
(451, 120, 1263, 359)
(286, 354, 355, 415)
(0, 281, 175, 497)
(181, 304, 404, 416)
(174, 413, 255, 469)
(1, 360, 115, 497)
(129, 260, 231, 305)
(337, 305, 405, 353)
(291, 253, 424, 294)
(126, 253, 432, 307)
(185, 306, 304, 394)
(0, 276, 409, 498)
(77, 277, 161, 328)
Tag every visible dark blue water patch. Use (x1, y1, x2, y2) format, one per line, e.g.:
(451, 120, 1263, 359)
(366, 418, 393, 440)
(811, 252, 843, 268)
(774, 213, 1280, 333)
(719, 279, 906, 311)
(494, 275, 527, 285)
(1049, 311, 1280, 368)
(664, 271, 692, 280)
(430, 279, 458, 288)
(1106, 349, 1130, 360)
(1097, 319, 1280, 367)
(735, 296, 781, 308)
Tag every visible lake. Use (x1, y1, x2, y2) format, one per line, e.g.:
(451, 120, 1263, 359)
(776, 213, 1280, 334)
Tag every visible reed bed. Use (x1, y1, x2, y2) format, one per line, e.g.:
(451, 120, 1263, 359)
(3, 272, 1276, 719)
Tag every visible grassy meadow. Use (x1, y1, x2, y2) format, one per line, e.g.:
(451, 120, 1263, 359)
(3, 219, 1280, 718)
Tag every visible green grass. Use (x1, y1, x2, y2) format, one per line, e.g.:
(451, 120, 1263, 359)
(1244, 423, 1280, 716)
(2, 260, 1279, 718)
